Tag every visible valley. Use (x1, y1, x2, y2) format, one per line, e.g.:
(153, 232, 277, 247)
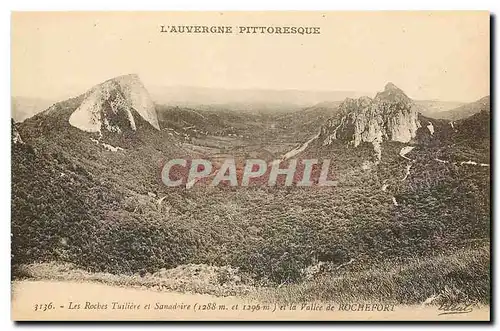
(11, 75, 491, 308)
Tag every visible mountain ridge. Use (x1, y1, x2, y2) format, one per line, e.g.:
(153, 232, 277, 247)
(318, 82, 420, 160)
(68, 74, 160, 133)
(432, 96, 490, 121)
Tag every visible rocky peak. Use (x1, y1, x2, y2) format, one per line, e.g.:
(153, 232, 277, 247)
(384, 82, 399, 91)
(374, 82, 412, 104)
(69, 74, 160, 133)
(320, 83, 420, 160)
(11, 119, 24, 144)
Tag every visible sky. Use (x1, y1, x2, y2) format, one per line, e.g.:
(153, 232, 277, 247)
(11, 11, 490, 102)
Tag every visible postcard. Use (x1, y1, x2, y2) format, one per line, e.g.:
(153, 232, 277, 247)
(11, 11, 491, 321)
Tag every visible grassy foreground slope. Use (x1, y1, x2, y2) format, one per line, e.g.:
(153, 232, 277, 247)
(11, 99, 490, 305)
(17, 246, 489, 305)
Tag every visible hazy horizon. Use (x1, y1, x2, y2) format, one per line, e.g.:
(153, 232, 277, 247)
(12, 11, 489, 103)
(11, 81, 488, 104)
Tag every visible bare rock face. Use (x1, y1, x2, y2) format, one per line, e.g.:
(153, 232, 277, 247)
(320, 83, 420, 159)
(69, 74, 160, 133)
(11, 120, 24, 144)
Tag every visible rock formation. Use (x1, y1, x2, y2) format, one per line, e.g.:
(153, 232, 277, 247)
(69, 74, 160, 133)
(320, 83, 420, 160)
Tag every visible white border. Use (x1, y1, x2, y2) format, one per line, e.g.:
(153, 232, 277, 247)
(2, 1, 498, 330)
(2, 0, 499, 10)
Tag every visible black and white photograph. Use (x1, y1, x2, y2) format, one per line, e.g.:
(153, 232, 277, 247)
(9, 11, 491, 321)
